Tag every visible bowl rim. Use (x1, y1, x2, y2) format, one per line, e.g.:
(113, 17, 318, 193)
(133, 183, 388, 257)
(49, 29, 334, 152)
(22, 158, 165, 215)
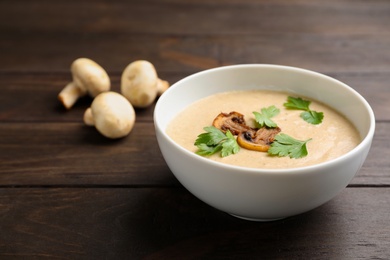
(154, 64, 376, 175)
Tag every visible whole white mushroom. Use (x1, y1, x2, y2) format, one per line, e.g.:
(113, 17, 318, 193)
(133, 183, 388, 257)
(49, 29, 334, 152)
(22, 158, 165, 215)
(83, 92, 136, 139)
(121, 60, 169, 108)
(58, 58, 110, 109)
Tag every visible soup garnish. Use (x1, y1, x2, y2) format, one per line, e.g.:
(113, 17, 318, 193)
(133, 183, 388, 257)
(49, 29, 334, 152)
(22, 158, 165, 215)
(195, 97, 314, 159)
(284, 96, 324, 125)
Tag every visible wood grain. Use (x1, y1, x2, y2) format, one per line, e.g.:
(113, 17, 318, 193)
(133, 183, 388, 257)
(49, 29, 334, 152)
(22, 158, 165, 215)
(1, 1, 390, 74)
(1, 34, 390, 74)
(1, 0, 389, 35)
(0, 122, 177, 186)
(0, 187, 389, 259)
(0, 0, 389, 258)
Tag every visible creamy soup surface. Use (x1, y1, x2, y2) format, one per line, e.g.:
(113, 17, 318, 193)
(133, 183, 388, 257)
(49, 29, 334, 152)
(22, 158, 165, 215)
(166, 90, 361, 169)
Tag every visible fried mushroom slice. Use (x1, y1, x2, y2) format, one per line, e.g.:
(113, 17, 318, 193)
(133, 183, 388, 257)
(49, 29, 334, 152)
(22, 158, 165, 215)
(212, 111, 250, 135)
(237, 127, 281, 152)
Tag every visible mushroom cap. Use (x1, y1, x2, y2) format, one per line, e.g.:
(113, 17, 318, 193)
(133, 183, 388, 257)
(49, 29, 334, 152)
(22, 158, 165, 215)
(90, 91, 136, 139)
(71, 58, 110, 97)
(121, 60, 158, 108)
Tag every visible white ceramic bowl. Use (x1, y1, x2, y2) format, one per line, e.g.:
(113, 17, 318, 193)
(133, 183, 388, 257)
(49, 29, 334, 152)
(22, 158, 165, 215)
(154, 64, 375, 221)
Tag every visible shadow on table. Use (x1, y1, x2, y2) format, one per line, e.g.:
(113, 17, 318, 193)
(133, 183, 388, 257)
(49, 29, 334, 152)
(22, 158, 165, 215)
(122, 187, 346, 259)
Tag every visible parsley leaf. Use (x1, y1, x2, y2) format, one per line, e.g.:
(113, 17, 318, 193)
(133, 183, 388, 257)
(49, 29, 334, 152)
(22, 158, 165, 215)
(195, 126, 240, 157)
(195, 126, 226, 146)
(283, 96, 324, 125)
(300, 110, 324, 125)
(268, 133, 312, 159)
(253, 105, 280, 128)
(284, 96, 311, 110)
(221, 130, 241, 157)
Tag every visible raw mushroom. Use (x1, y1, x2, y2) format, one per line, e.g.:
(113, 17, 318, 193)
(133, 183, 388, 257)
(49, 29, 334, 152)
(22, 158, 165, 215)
(121, 60, 169, 108)
(83, 91, 136, 139)
(58, 58, 110, 109)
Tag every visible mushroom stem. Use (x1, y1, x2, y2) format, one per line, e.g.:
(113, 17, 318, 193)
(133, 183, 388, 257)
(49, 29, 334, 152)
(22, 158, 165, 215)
(83, 107, 95, 126)
(58, 82, 87, 109)
(157, 78, 170, 96)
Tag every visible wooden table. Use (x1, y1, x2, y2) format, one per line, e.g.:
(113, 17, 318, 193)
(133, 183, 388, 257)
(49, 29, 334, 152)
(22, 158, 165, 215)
(1, 0, 389, 258)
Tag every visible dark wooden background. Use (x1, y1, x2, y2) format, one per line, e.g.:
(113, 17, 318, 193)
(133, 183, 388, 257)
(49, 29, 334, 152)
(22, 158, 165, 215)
(0, 0, 389, 259)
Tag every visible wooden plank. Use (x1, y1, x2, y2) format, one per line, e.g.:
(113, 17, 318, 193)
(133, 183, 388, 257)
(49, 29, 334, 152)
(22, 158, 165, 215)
(1, 33, 390, 74)
(0, 35, 221, 73)
(0, 73, 187, 123)
(0, 71, 389, 122)
(0, 121, 387, 186)
(0, 0, 389, 35)
(0, 187, 389, 258)
(219, 35, 390, 74)
(0, 1, 389, 74)
(0, 122, 177, 186)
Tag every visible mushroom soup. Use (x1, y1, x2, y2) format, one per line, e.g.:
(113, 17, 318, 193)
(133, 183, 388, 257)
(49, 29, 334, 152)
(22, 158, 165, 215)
(166, 90, 361, 169)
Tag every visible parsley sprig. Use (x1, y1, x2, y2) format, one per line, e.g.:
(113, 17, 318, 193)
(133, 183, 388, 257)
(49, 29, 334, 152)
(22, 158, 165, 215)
(268, 133, 312, 159)
(253, 105, 280, 128)
(284, 96, 324, 125)
(195, 126, 240, 157)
